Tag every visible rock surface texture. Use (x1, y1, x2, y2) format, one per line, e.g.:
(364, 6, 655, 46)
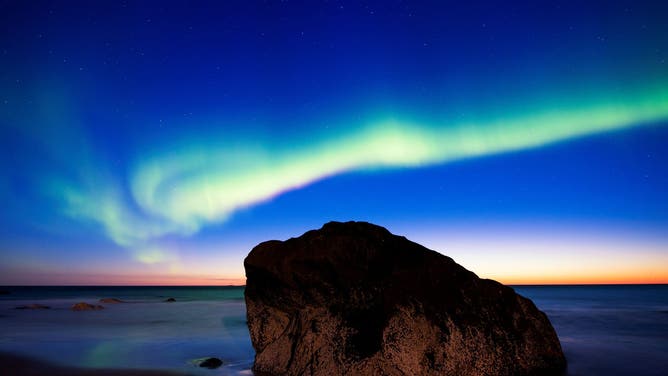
(244, 221, 566, 376)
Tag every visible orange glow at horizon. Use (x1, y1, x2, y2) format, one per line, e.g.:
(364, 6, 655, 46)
(0, 269, 247, 286)
(473, 247, 668, 285)
(2, 223, 667, 286)
(400, 223, 668, 286)
(3, 265, 666, 287)
(493, 271, 668, 286)
(2, 267, 666, 286)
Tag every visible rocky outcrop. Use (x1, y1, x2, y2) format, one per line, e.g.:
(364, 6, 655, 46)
(15, 304, 50, 310)
(244, 221, 566, 376)
(197, 358, 223, 369)
(99, 298, 124, 304)
(164, 297, 176, 302)
(71, 302, 104, 311)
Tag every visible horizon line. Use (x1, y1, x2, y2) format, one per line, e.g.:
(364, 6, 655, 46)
(2, 283, 667, 287)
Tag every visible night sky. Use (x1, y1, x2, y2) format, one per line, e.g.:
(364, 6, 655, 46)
(1, 1, 667, 285)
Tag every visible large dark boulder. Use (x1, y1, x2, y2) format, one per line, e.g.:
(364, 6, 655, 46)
(244, 221, 566, 376)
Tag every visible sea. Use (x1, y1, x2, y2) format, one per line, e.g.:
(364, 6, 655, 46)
(0, 285, 666, 376)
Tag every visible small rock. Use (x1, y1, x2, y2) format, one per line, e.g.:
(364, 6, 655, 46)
(164, 297, 176, 302)
(15, 304, 50, 310)
(71, 302, 104, 311)
(99, 298, 124, 304)
(198, 357, 223, 369)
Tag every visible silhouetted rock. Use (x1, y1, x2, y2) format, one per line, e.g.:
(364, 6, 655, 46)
(15, 304, 50, 310)
(0, 290, 10, 295)
(245, 221, 566, 376)
(164, 297, 176, 302)
(197, 358, 223, 369)
(71, 302, 104, 311)
(99, 298, 124, 304)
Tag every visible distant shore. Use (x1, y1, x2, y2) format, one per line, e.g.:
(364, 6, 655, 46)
(0, 352, 189, 376)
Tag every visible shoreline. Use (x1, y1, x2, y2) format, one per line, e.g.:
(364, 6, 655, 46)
(0, 352, 189, 376)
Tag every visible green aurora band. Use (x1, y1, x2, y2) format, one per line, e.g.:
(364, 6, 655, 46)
(59, 85, 668, 263)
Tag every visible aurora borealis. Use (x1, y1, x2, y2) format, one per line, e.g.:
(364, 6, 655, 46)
(1, 1, 667, 285)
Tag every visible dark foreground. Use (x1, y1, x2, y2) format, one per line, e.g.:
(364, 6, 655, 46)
(0, 352, 188, 376)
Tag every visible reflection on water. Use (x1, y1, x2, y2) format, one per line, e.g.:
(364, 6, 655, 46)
(0, 287, 253, 375)
(1, 285, 667, 375)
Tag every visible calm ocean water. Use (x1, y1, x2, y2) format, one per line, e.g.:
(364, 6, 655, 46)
(1, 285, 666, 375)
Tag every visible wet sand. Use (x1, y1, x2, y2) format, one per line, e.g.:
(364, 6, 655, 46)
(0, 352, 190, 376)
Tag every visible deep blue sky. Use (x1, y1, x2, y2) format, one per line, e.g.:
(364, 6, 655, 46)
(1, 1, 667, 284)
